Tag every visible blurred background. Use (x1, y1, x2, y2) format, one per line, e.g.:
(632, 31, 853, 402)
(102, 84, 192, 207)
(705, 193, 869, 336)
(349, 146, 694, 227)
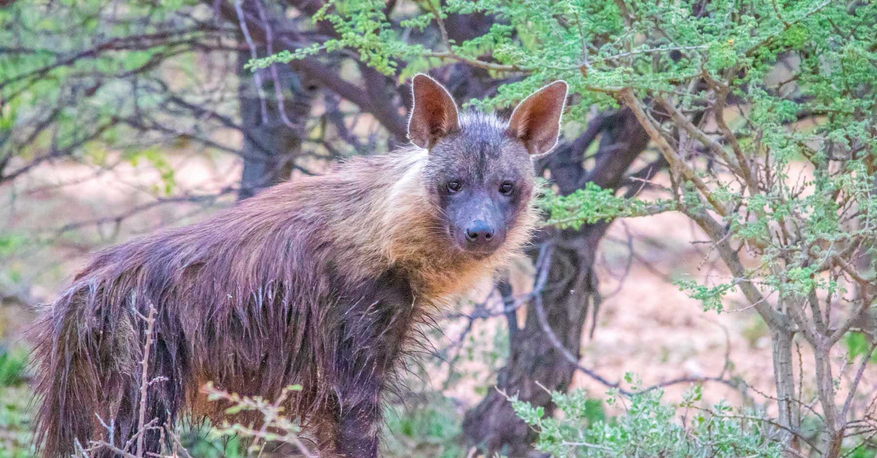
(1, 1, 876, 457)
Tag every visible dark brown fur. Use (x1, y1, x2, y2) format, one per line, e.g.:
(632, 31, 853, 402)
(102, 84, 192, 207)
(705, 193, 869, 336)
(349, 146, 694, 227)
(31, 76, 566, 458)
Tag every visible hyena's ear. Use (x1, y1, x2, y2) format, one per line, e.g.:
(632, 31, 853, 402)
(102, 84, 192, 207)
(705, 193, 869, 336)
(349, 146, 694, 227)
(408, 74, 460, 149)
(506, 81, 568, 156)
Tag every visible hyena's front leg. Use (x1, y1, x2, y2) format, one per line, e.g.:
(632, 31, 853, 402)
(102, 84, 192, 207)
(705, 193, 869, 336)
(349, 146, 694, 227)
(338, 374, 383, 457)
(309, 380, 381, 457)
(327, 272, 414, 457)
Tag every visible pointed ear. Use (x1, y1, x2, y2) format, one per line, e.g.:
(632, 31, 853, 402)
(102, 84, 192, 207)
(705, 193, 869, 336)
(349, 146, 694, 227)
(505, 81, 568, 156)
(408, 74, 460, 149)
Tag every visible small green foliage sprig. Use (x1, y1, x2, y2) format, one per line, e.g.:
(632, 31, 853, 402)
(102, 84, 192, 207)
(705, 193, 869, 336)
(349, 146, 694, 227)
(204, 383, 315, 457)
(540, 181, 676, 230)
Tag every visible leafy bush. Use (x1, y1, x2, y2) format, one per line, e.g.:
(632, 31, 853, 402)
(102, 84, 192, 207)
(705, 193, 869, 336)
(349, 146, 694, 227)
(0, 348, 33, 458)
(175, 425, 245, 458)
(510, 375, 781, 458)
(0, 347, 28, 387)
(0, 385, 35, 458)
(383, 393, 464, 458)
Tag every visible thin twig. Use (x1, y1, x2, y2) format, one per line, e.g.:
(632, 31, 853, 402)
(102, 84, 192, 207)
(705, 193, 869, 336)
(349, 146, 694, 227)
(136, 303, 158, 458)
(234, 0, 269, 124)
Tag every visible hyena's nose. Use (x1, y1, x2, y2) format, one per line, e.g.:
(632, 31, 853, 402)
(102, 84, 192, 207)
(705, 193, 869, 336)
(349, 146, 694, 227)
(465, 220, 495, 244)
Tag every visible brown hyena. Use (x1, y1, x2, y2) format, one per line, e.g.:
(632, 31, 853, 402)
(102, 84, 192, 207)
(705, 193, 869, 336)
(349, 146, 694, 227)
(31, 75, 568, 457)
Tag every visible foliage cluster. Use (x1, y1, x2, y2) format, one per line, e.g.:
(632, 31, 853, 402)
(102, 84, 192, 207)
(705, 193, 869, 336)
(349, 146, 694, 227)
(510, 375, 782, 458)
(0, 0, 208, 186)
(0, 348, 34, 458)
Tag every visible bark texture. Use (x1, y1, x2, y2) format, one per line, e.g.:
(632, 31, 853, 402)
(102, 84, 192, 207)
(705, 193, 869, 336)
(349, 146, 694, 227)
(237, 51, 316, 199)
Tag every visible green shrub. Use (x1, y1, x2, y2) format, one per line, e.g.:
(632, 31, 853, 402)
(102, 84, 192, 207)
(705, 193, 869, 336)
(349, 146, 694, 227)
(0, 385, 34, 458)
(383, 393, 463, 458)
(510, 375, 781, 458)
(0, 347, 28, 387)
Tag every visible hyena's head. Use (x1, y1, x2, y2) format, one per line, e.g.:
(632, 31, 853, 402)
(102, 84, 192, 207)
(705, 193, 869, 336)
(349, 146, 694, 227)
(408, 74, 567, 258)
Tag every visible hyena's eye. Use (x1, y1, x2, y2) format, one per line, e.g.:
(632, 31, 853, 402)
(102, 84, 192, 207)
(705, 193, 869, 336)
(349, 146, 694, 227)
(499, 182, 514, 195)
(447, 180, 462, 193)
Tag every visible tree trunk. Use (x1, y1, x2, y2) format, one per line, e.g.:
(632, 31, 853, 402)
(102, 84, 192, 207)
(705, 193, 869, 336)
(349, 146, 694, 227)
(237, 50, 315, 199)
(462, 109, 651, 457)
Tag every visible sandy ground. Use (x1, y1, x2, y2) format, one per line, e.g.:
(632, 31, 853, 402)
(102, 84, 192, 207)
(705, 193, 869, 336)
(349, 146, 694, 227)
(2, 151, 875, 420)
